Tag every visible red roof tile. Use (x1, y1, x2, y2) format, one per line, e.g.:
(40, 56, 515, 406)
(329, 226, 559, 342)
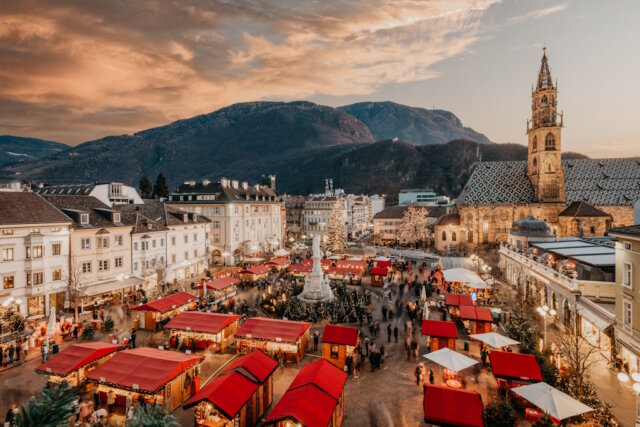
(235, 317, 311, 343)
(424, 384, 484, 427)
(460, 306, 493, 322)
(421, 319, 458, 339)
(194, 276, 239, 290)
(36, 342, 123, 376)
(445, 293, 474, 307)
(183, 371, 258, 418)
(221, 350, 278, 384)
(132, 292, 196, 313)
(489, 351, 543, 382)
(164, 312, 240, 334)
(322, 325, 359, 346)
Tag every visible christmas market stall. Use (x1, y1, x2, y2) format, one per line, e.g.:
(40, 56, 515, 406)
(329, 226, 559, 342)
(373, 256, 392, 269)
(266, 258, 291, 271)
(86, 347, 203, 413)
(321, 325, 360, 369)
(335, 259, 366, 272)
(459, 306, 494, 334)
(444, 293, 474, 317)
(489, 350, 542, 396)
(165, 311, 240, 353)
(421, 319, 457, 351)
(423, 384, 484, 427)
(327, 266, 363, 285)
(183, 350, 277, 427)
(264, 359, 347, 427)
(36, 342, 124, 387)
(235, 317, 311, 363)
(132, 291, 197, 331)
(238, 265, 270, 282)
(194, 276, 239, 304)
(287, 264, 312, 278)
(369, 266, 389, 287)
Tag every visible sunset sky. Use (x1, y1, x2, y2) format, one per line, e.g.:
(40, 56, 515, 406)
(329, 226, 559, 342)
(1, 0, 639, 157)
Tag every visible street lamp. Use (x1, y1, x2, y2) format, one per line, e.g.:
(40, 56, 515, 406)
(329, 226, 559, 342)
(536, 305, 556, 348)
(117, 273, 130, 304)
(618, 372, 640, 425)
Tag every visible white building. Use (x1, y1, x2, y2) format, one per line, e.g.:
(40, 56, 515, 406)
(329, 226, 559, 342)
(399, 188, 453, 207)
(368, 195, 386, 223)
(35, 182, 144, 206)
(303, 196, 349, 242)
(0, 191, 72, 317)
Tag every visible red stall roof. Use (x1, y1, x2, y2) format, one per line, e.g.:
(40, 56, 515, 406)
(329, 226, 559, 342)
(86, 347, 203, 393)
(194, 276, 239, 290)
(489, 351, 543, 382)
(370, 267, 389, 276)
(303, 258, 332, 265)
(445, 293, 474, 307)
(265, 384, 338, 427)
(460, 306, 493, 322)
(221, 350, 278, 384)
(235, 317, 311, 343)
(183, 371, 258, 418)
(288, 359, 347, 400)
(328, 266, 362, 276)
(421, 319, 458, 339)
(322, 325, 359, 346)
(289, 264, 312, 273)
(164, 312, 240, 334)
(424, 384, 484, 427)
(267, 257, 290, 266)
(36, 342, 123, 376)
(335, 259, 366, 269)
(241, 264, 270, 275)
(132, 292, 196, 313)
(375, 260, 392, 268)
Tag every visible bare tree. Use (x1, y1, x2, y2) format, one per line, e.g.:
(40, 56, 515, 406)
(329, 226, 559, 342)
(233, 240, 251, 266)
(398, 205, 432, 248)
(554, 323, 599, 399)
(67, 257, 85, 323)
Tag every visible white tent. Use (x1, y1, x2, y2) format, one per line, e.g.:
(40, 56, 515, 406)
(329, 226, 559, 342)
(469, 332, 519, 348)
(349, 257, 363, 261)
(374, 256, 390, 262)
(274, 248, 289, 257)
(512, 382, 593, 420)
(46, 307, 57, 337)
(422, 348, 479, 372)
(245, 257, 265, 262)
(420, 285, 427, 302)
(442, 268, 486, 287)
(327, 255, 341, 260)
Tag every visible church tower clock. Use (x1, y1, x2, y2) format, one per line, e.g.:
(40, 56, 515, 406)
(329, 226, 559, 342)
(527, 48, 565, 203)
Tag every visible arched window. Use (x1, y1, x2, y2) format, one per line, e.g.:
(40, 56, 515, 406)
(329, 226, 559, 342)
(541, 95, 547, 106)
(532, 157, 538, 173)
(451, 231, 457, 242)
(532, 136, 537, 151)
(441, 231, 446, 241)
(545, 133, 555, 151)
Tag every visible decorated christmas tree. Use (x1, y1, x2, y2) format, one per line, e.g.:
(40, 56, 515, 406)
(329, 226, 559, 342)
(326, 201, 347, 253)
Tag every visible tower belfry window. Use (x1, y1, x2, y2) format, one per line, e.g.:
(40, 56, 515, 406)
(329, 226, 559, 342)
(545, 133, 555, 151)
(541, 95, 547, 106)
(532, 136, 537, 151)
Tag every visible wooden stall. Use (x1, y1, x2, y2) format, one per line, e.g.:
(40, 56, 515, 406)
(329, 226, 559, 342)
(321, 325, 360, 369)
(184, 350, 278, 427)
(132, 292, 197, 331)
(165, 312, 240, 353)
(303, 258, 332, 272)
(194, 277, 239, 304)
(444, 293, 474, 317)
(327, 266, 363, 284)
(235, 317, 311, 363)
(86, 347, 203, 413)
(459, 306, 494, 334)
(36, 342, 123, 387)
(238, 265, 270, 282)
(423, 385, 484, 427)
(369, 267, 389, 287)
(264, 359, 347, 427)
(421, 319, 457, 351)
(287, 264, 312, 278)
(489, 350, 543, 394)
(266, 258, 291, 271)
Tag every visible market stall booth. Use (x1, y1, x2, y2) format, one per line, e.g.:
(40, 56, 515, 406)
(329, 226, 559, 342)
(459, 306, 494, 334)
(423, 384, 484, 427)
(335, 259, 366, 272)
(288, 264, 312, 278)
(36, 342, 123, 387)
(421, 319, 457, 351)
(327, 266, 363, 284)
(266, 258, 291, 271)
(184, 350, 278, 427)
(238, 265, 270, 282)
(194, 277, 239, 304)
(373, 257, 392, 269)
(321, 325, 360, 369)
(265, 359, 347, 427)
(444, 293, 474, 317)
(303, 257, 332, 272)
(442, 268, 486, 291)
(132, 291, 197, 331)
(165, 312, 240, 353)
(86, 347, 203, 413)
(369, 267, 389, 287)
(489, 351, 542, 397)
(235, 317, 311, 363)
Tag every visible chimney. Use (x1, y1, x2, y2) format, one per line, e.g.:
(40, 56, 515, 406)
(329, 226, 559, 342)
(189, 180, 196, 186)
(221, 178, 229, 188)
(269, 175, 276, 192)
(231, 180, 239, 189)
(202, 179, 210, 186)
(241, 181, 248, 190)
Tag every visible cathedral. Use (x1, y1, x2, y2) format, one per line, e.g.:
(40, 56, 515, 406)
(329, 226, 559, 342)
(439, 49, 640, 249)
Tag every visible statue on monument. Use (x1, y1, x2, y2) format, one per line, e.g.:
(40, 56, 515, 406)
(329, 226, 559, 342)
(297, 235, 335, 303)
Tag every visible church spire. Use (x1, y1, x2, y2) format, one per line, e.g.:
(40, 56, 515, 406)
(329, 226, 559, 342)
(537, 47, 554, 90)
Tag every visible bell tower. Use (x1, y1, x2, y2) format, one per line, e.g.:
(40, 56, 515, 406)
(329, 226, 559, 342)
(527, 48, 565, 203)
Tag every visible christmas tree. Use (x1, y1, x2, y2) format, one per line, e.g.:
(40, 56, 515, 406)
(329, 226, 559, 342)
(326, 201, 347, 253)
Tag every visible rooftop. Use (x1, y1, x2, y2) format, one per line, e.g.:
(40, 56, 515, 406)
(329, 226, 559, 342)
(0, 192, 71, 226)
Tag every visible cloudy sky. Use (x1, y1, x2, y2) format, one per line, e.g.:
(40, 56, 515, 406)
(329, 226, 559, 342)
(1, 0, 639, 157)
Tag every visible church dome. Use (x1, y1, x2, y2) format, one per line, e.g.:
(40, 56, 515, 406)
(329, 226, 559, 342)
(510, 216, 554, 237)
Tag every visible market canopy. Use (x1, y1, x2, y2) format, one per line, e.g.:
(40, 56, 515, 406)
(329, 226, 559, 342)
(460, 306, 494, 322)
(421, 320, 458, 339)
(132, 292, 196, 313)
(288, 359, 347, 400)
(444, 293, 474, 307)
(422, 348, 478, 372)
(512, 382, 593, 420)
(86, 347, 203, 394)
(221, 350, 278, 384)
(164, 312, 240, 334)
(36, 342, 123, 376)
(322, 325, 359, 347)
(194, 276, 239, 290)
(489, 351, 543, 382)
(443, 268, 485, 286)
(183, 371, 258, 418)
(235, 317, 311, 343)
(469, 333, 519, 348)
(423, 384, 484, 427)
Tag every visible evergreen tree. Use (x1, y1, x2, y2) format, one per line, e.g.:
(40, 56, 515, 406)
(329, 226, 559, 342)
(16, 382, 79, 427)
(139, 176, 153, 199)
(153, 173, 169, 199)
(326, 201, 347, 253)
(126, 404, 180, 427)
(482, 402, 517, 427)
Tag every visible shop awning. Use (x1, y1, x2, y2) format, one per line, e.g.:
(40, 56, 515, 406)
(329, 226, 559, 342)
(370, 267, 389, 276)
(288, 359, 347, 400)
(221, 350, 278, 384)
(444, 293, 474, 307)
(421, 319, 458, 339)
(183, 371, 258, 418)
(424, 384, 484, 427)
(194, 276, 239, 290)
(265, 384, 338, 427)
(81, 276, 143, 297)
(164, 312, 240, 334)
(87, 347, 202, 394)
(235, 317, 311, 343)
(489, 351, 543, 382)
(132, 292, 196, 313)
(36, 342, 123, 376)
(289, 264, 312, 273)
(322, 325, 359, 346)
(460, 306, 493, 322)
(443, 268, 485, 286)
(576, 300, 614, 331)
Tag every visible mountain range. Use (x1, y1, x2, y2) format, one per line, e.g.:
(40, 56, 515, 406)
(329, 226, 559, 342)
(0, 101, 585, 197)
(0, 136, 69, 167)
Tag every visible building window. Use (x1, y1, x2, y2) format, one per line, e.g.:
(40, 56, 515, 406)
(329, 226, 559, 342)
(80, 213, 89, 224)
(97, 237, 109, 249)
(52, 268, 62, 281)
(160, 238, 164, 247)
(452, 231, 457, 242)
(171, 236, 176, 246)
(112, 213, 121, 223)
(98, 260, 109, 271)
(214, 234, 220, 243)
(28, 272, 43, 285)
(1, 229, 13, 235)
(193, 233, 197, 242)
(3, 275, 14, 289)
(115, 257, 123, 268)
(624, 242, 632, 251)
(623, 297, 632, 327)
(441, 231, 446, 242)
(184, 251, 189, 260)
(27, 246, 43, 259)
(2, 248, 14, 261)
(184, 234, 188, 244)
(81, 238, 91, 249)
(623, 262, 633, 289)
(82, 262, 92, 273)
(114, 235, 123, 246)
(133, 242, 138, 251)
(330, 345, 339, 359)
(482, 218, 489, 243)
(532, 136, 537, 151)
(172, 254, 176, 263)
(133, 262, 138, 271)
(194, 250, 198, 258)
(142, 241, 149, 251)
(545, 133, 555, 151)
(52, 243, 61, 256)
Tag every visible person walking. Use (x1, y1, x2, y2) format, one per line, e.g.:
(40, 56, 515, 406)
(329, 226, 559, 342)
(8, 343, 15, 365)
(313, 331, 319, 351)
(382, 305, 388, 322)
(22, 339, 28, 360)
(410, 340, 418, 360)
(41, 340, 49, 363)
(387, 324, 392, 343)
(5, 403, 17, 427)
(14, 340, 20, 362)
(393, 325, 399, 343)
(130, 329, 136, 349)
(415, 364, 423, 386)
(380, 344, 385, 364)
(429, 369, 435, 384)
(480, 348, 487, 367)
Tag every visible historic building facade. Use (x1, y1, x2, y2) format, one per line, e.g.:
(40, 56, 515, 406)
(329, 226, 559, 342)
(453, 50, 639, 249)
